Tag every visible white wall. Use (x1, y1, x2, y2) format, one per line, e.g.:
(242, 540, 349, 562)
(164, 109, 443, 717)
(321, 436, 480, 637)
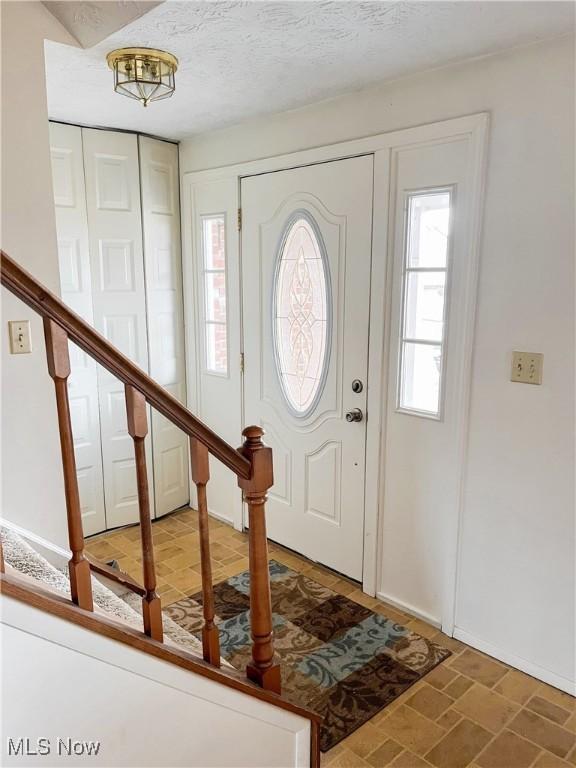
(1, 2, 77, 546)
(1, 596, 310, 767)
(180, 36, 575, 690)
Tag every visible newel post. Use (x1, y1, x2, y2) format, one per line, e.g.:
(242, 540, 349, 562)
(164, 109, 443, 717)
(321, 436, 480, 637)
(238, 426, 281, 694)
(44, 319, 93, 611)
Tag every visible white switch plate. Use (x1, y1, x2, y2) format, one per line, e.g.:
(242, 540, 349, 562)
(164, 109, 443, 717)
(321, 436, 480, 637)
(8, 320, 32, 354)
(511, 351, 543, 385)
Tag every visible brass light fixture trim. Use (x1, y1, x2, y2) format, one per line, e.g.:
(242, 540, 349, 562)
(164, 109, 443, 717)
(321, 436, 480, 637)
(106, 47, 178, 107)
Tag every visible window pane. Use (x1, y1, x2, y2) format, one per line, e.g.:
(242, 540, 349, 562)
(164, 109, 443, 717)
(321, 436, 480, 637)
(400, 342, 442, 414)
(205, 272, 226, 322)
(407, 192, 450, 268)
(202, 216, 226, 270)
(205, 323, 227, 374)
(404, 271, 446, 342)
(274, 215, 330, 415)
(201, 214, 228, 374)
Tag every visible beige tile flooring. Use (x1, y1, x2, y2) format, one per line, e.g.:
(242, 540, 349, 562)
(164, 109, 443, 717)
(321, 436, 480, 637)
(85, 506, 576, 768)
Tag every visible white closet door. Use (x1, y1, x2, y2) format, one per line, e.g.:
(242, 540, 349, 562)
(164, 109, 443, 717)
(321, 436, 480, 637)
(139, 136, 189, 517)
(49, 122, 106, 537)
(82, 128, 154, 529)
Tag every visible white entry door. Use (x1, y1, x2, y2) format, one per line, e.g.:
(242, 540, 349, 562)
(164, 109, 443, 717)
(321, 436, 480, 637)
(242, 156, 373, 580)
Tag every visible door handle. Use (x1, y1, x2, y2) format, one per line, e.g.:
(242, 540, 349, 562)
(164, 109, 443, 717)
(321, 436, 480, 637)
(346, 408, 363, 423)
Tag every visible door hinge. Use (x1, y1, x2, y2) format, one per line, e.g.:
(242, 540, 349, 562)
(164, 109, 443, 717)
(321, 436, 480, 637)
(237, 208, 242, 231)
(240, 352, 245, 374)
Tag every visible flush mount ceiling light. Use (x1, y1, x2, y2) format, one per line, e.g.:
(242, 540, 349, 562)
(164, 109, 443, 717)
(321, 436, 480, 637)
(106, 47, 178, 107)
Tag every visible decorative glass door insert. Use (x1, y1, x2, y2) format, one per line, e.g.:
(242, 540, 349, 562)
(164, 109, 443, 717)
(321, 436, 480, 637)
(273, 212, 330, 417)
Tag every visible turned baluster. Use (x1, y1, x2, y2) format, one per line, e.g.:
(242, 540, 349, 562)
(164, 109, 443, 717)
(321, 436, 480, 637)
(190, 437, 221, 666)
(125, 384, 163, 642)
(44, 319, 93, 610)
(238, 426, 281, 693)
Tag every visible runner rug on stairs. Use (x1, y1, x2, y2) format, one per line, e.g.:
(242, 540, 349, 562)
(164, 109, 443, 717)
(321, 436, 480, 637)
(165, 560, 451, 751)
(0, 527, 205, 658)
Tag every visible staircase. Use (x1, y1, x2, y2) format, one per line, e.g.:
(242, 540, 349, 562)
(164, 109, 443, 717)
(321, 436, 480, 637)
(0, 250, 321, 766)
(1, 526, 217, 659)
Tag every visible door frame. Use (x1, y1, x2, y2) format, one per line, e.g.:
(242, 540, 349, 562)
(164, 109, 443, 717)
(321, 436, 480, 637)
(182, 113, 488, 632)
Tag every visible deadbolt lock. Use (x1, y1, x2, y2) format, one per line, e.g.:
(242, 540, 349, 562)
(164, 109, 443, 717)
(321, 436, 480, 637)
(351, 379, 363, 393)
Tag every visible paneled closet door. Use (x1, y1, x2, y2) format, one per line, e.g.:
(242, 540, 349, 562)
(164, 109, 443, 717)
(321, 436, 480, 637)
(49, 122, 106, 537)
(139, 137, 189, 516)
(82, 128, 154, 528)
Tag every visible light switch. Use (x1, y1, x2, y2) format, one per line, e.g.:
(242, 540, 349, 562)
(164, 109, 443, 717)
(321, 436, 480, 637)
(8, 320, 32, 354)
(511, 351, 543, 385)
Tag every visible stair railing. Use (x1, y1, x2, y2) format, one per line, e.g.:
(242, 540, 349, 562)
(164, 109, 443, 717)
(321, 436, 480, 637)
(0, 249, 281, 693)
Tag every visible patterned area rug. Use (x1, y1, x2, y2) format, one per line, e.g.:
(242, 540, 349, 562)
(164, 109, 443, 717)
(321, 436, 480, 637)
(166, 560, 450, 751)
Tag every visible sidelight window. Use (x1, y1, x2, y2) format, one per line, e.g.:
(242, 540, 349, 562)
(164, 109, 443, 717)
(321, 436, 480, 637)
(273, 212, 331, 416)
(398, 190, 452, 417)
(201, 215, 228, 375)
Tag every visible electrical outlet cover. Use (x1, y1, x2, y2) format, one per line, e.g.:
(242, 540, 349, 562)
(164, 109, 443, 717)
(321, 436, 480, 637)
(511, 350, 543, 385)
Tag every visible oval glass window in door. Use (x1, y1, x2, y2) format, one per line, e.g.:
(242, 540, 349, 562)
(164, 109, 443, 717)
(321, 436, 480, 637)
(273, 212, 331, 416)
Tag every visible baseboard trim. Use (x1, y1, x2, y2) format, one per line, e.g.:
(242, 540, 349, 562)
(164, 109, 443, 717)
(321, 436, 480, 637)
(0, 518, 70, 559)
(453, 627, 576, 695)
(207, 507, 234, 527)
(376, 590, 441, 629)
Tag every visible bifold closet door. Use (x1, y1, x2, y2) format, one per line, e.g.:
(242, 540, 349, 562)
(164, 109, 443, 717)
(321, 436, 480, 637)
(82, 128, 155, 528)
(49, 122, 106, 537)
(139, 137, 189, 516)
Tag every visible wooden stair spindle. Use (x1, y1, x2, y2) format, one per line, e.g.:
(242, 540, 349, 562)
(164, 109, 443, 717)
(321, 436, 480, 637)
(125, 384, 163, 642)
(238, 426, 281, 694)
(0, 534, 5, 573)
(44, 319, 93, 611)
(190, 438, 221, 666)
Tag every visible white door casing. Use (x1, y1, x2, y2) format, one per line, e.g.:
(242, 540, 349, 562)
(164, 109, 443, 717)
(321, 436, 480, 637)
(82, 128, 154, 529)
(182, 114, 488, 611)
(139, 136, 189, 517)
(49, 122, 106, 537)
(241, 156, 374, 580)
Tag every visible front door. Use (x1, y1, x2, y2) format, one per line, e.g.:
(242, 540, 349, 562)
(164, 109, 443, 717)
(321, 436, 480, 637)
(241, 156, 373, 580)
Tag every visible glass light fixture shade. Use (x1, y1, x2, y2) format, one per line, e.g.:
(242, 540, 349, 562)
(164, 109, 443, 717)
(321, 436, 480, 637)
(107, 48, 178, 107)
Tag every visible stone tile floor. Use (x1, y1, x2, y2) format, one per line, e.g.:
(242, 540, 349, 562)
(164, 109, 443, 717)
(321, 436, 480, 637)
(85, 506, 576, 768)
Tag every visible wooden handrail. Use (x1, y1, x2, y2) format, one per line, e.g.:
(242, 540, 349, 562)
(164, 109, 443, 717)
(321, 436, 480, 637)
(2, 248, 280, 699)
(0, 250, 251, 480)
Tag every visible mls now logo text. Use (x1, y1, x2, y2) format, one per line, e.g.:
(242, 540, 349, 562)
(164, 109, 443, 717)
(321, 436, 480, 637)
(7, 738, 101, 757)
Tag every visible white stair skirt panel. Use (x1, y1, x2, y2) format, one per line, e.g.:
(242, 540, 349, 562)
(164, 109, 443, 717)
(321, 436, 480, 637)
(2, 598, 311, 768)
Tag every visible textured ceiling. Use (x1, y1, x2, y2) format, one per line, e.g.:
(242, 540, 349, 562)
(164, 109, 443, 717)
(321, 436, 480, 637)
(43, 1, 163, 48)
(45, 1, 574, 141)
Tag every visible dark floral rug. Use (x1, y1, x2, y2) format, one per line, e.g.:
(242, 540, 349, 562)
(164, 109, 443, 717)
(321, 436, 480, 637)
(165, 560, 450, 751)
